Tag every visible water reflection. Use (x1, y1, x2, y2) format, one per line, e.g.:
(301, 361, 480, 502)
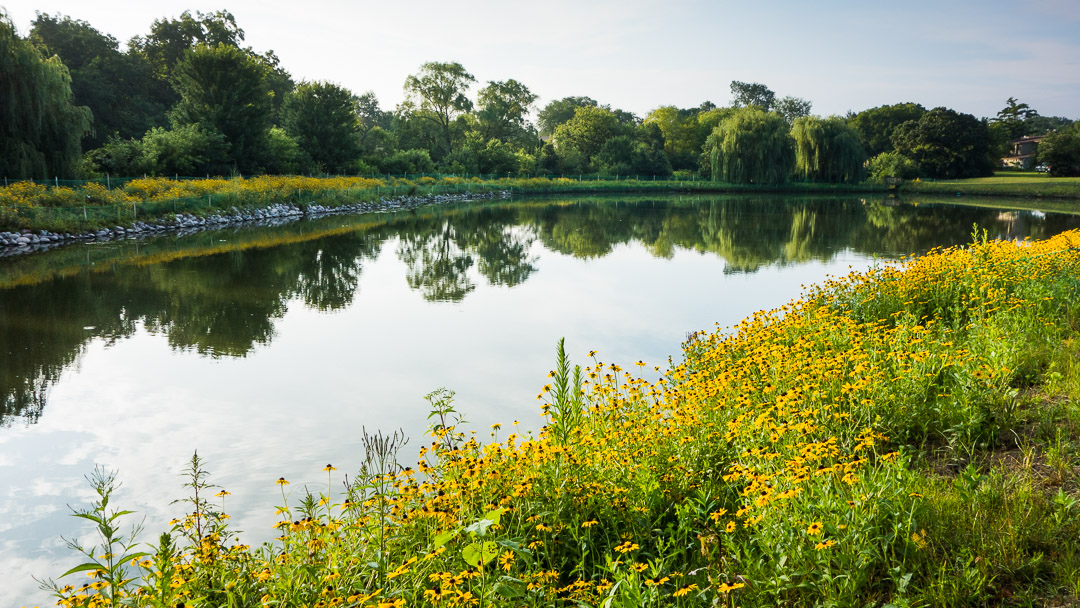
(2, 195, 1079, 427)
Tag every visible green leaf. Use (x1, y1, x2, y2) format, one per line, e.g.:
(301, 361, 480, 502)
(433, 529, 459, 548)
(462, 542, 481, 567)
(60, 562, 105, 578)
(480, 541, 499, 564)
(482, 507, 506, 526)
(465, 518, 493, 536)
(494, 580, 524, 598)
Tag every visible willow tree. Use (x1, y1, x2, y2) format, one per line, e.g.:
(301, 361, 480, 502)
(705, 107, 793, 184)
(1, 12, 91, 179)
(790, 116, 866, 183)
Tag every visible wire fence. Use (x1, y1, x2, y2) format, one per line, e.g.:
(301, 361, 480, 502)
(0, 172, 700, 190)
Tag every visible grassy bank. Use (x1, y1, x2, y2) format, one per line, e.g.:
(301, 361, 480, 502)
(903, 172, 1080, 199)
(41, 229, 1080, 607)
(5, 173, 1080, 236)
(1, 175, 891, 234)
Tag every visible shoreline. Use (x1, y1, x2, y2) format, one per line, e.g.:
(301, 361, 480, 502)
(0, 189, 509, 258)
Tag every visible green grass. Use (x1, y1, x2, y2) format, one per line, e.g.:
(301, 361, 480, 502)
(904, 173, 1080, 198)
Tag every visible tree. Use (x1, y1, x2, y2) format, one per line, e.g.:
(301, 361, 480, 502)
(645, 105, 714, 172)
(476, 79, 538, 144)
(403, 61, 476, 158)
(992, 96, 1037, 140)
(775, 96, 813, 124)
(129, 10, 245, 79)
(866, 151, 919, 181)
(1037, 123, 1080, 176)
(0, 11, 91, 178)
(281, 81, 361, 174)
(849, 103, 926, 156)
(704, 107, 793, 184)
(170, 43, 273, 173)
(537, 96, 597, 137)
(730, 81, 775, 110)
(790, 116, 866, 183)
(891, 107, 995, 179)
(30, 13, 166, 148)
(551, 106, 625, 173)
(140, 124, 228, 176)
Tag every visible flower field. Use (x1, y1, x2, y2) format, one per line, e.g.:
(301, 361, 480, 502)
(41, 229, 1080, 607)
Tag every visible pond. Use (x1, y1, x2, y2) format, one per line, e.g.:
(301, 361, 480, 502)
(2, 193, 1079, 605)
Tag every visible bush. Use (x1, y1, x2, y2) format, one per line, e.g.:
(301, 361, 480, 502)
(868, 151, 920, 181)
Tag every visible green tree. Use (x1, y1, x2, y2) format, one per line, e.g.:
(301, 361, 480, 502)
(1037, 123, 1080, 176)
(170, 43, 273, 173)
(263, 127, 314, 175)
(849, 102, 926, 156)
(476, 79, 538, 144)
(0, 11, 91, 179)
(281, 81, 361, 174)
(140, 124, 228, 176)
(645, 105, 715, 172)
(129, 10, 245, 79)
(552, 106, 624, 173)
(866, 151, 919, 181)
(704, 107, 793, 184)
(730, 81, 775, 110)
(402, 61, 476, 158)
(775, 96, 813, 124)
(891, 107, 995, 179)
(537, 96, 597, 137)
(790, 116, 866, 183)
(992, 96, 1037, 140)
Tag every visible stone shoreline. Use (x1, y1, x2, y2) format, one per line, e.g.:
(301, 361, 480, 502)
(0, 189, 510, 257)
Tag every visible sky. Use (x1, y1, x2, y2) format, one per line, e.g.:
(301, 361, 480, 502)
(3, 0, 1079, 121)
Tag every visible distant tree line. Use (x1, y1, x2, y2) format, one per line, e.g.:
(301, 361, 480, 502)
(2, 9, 1078, 182)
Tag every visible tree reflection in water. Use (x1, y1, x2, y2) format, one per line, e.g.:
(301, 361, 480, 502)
(2, 195, 1078, 425)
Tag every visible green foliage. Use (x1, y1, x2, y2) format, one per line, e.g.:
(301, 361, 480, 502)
(730, 80, 776, 110)
(263, 126, 315, 175)
(645, 105, 718, 173)
(129, 9, 245, 80)
(1037, 122, 1080, 177)
(0, 11, 92, 179)
(281, 81, 362, 174)
(30, 13, 166, 149)
(891, 107, 995, 179)
(170, 43, 273, 174)
(552, 106, 626, 173)
(476, 79, 538, 145)
(141, 124, 229, 176)
(790, 116, 866, 183)
(705, 107, 794, 184)
(537, 96, 598, 136)
(867, 151, 920, 181)
(774, 95, 813, 124)
(849, 103, 927, 157)
(377, 149, 436, 175)
(594, 123, 672, 177)
(39, 467, 149, 604)
(80, 135, 149, 177)
(403, 61, 476, 157)
(992, 96, 1038, 140)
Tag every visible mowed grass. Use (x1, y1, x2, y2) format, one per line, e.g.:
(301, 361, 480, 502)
(906, 173, 1080, 199)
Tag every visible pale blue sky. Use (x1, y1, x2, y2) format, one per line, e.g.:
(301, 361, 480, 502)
(4, 0, 1078, 120)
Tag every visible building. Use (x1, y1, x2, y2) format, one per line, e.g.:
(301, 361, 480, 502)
(1001, 135, 1046, 169)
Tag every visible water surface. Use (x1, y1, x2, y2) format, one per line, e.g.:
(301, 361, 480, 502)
(2, 194, 1078, 605)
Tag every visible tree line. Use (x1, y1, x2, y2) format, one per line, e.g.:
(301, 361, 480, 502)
(2, 9, 1079, 183)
